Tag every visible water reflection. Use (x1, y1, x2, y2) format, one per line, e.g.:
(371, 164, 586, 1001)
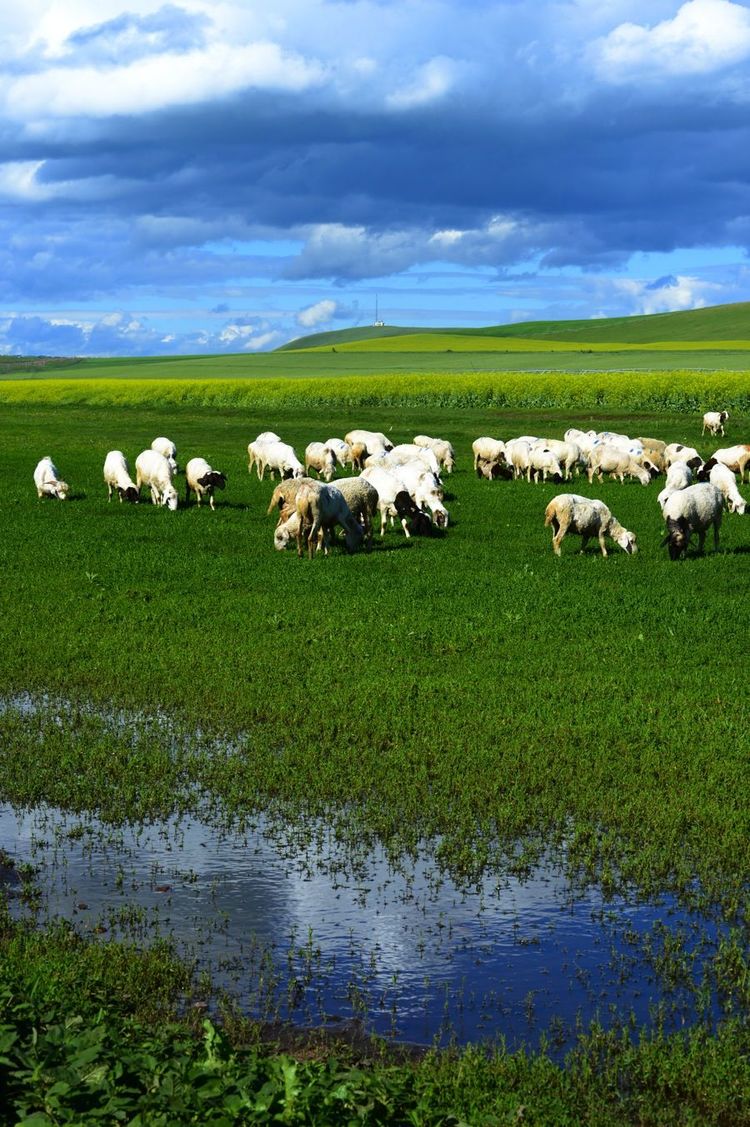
(0, 803, 717, 1049)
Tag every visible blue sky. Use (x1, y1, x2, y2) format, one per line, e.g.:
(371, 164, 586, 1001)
(2, 0, 750, 355)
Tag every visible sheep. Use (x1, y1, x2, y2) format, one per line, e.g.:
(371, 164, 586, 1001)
(564, 428, 598, 457)
(592, 431, 643, 458)
(537, 439, 582, 480)
(325, 438, 352, 469)
(185, 457, 227, 510)
(304, 442, 338, 482)
(472, 437, 506, 471)
(394, 461, 449, 527)
(334, 477, 379, 544)
(266, 476, 311, 518)
(413, 435, 456, 473)
(702, 410, 729, 437)
(636, 436, 667, 455)
(657, 461, 693, 512)
(247, 432, 282, 478)
(639, 447, 666, 476)
(696, 460, 746, 514)
(151, 437, 178, 475)
(528, 443, 563, 484)
(476, 456, 510, 480)
(257, 440, 304, 481)
(361, 465, 429, 537)
(664, 444, 703, 471)
(711, 444, 750, 483)
(544, 494, 637, 557)
(33, 456, 69, 500)
(661, 483, 724, 559)
(384, 443, 442, 478)
(587, 444, 651, 486)
(344, 429, 393, 455)
(505, 438, 532, 481)
(103, 450, 139, 503)
(135, 449, 178, 510)
(294, 481, 364, 558)
(349, 442, 369, 471)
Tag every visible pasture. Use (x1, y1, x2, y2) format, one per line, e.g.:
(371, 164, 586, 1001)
(3, 375, 750, 1121)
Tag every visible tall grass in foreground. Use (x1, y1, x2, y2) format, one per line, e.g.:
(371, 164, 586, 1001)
(1, 368, 750, 411)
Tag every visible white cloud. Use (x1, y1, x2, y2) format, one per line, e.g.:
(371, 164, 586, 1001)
(386, 56, 457, 109)
(594, 0, 750, 81)
(296, 298, 337, 327)
(0, 161, 48, 201)
(616, 273, 724, 314)
(5, 40, 326, 120)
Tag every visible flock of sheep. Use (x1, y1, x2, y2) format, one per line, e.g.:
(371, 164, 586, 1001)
(31, 409, 748, 561)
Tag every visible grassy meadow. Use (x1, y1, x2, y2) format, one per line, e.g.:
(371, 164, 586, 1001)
(3, 341, 750, 1120)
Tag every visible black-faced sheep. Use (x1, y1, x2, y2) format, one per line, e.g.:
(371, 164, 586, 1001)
(103, 450, 139, 503)
(661, 483, 724, 560)
(185, 457, 227, 510)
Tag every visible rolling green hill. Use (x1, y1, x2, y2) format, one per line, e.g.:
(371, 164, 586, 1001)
(280, 301, 750, 351)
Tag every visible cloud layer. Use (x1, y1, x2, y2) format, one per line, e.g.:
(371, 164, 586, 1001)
(1, 0, 750, 354)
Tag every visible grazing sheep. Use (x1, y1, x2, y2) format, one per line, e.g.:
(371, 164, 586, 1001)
(564, 428, 598, 457)
(414, 435, 456, 473)
(476, 456, 510, 480)
(529, 444, 564, 484)
(711, 444, 750, 483)
(256, 440, 304, 481)
(472, 437, 506, 471)
(657, 462, 693, 512)
(664, 444, 703, 471)
(349, 442, 370, 471)
(361, 465, 425, 537)
(103, 450, 139, 503)
(325, 438, 352, 469)
(334, 477, 379, 544)
(294, 482, 364, 558)
(247, 432, 282, 478)
(135, 449, 178, 510)
(702, 410, 729, 437)
(344, 429, 393, 455)
(538, 439, 582, 480)
(384, 443, 442, 477)
(544, 494, 637, 557)
(305, 442, 338, 482)
(151, 437, 178, 475)
(696, 460, 746, 514)
(266, 477, 311, 517)
(587, 444, 651, 486)
(505, 438, 532, 481)
(185, 457, 227, 510)
(661, 483, 724, 559)
(33, 456, 69, 500)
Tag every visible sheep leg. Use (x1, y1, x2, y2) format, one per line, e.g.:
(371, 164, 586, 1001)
(596, 533, 608, 557)
(107, 483, 113, 502)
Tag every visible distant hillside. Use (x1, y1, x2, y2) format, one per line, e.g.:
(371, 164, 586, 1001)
(280, 301, 750, 351)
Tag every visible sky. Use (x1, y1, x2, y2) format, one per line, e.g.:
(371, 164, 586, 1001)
(2, 0, 750, 355)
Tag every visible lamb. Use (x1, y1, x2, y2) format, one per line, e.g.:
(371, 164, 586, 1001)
(544, 494, 637, 557)
(711, 444, 750, 483)
(294, 481, 364, 558)
(103, 450, 139, 503)
(696, 460, 746, 514)
(702, 410, 729, 437)
(33, 456, 69, 500)
(472, 437, 506, 471)
(151, 437, 178, 475)
(657, 462, 693, 511)
(135, 449, 178, 510)
(184, 457, 227, 510)
(256, 440, 304, 481)
(413, 435, 456, 473)
(304, 442, 338, 482)
(661, 483, 724, 560)
(587, 444, 651, 486)
(664, 444, 703, 471)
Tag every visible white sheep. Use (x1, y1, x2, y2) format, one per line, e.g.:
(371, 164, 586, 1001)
(544, 494, 637, 557)
(702, 410, 729, 437)
(294, 481, 364, 558)
(537, 439, 582, 480)
(697, 460, 746, 514)
(394, 461, 449, 527)
(344, 429, 393, 455)
(587, 444, 651, 486)
(414, 435, 456, 473)
(247, 432, 282, 478)
(135, 449, 178, 510)
(505, 438, 532, 481)
(256, 440, 304, 481)
(657, 462, 693, 512)
(383, 443, 442, 478)
(151, 437, 178, 475)
(661, 483, 724, 559)
(564, 428, 598, 457)
(325, 438, 352, 469)
(472, 437, 506, 471)
(360, 465, 430, 537)
(711, 444, 750, 483)
(529, 444, 563, 484)
(664, 444, 703, 471)
(103, 450, 139, 503)
(304, 442, 338, 482)
(185, 457, 227, 510)
(33, 456, 69, 500)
